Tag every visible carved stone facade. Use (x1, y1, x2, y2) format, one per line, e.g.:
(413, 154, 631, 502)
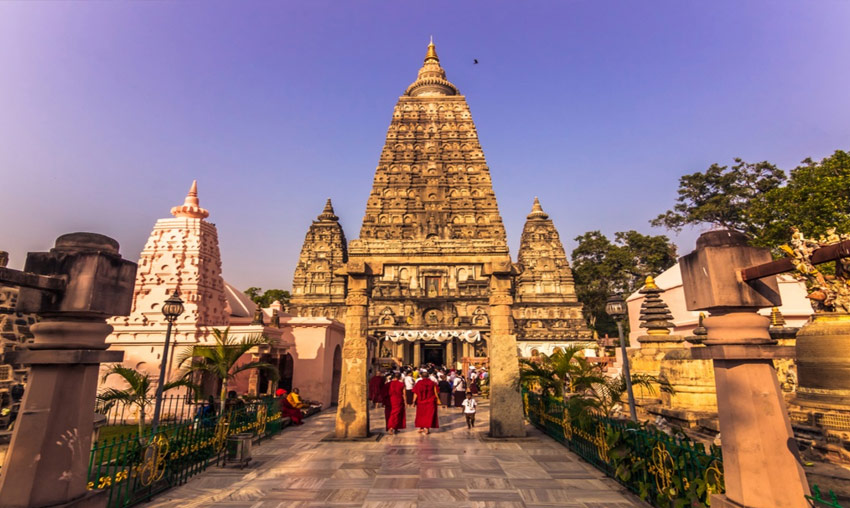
(289, 199, 348, 320)
(111, 181, 229, 330)
(514, 198, 591, 344)
(292, 42, 589, 368)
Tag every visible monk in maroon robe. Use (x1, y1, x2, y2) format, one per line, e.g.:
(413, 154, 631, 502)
(368, 371, 385, 408)
(412, 374, 440, 434)
(385, 373, 406, 434)
(276, 388, 303, 425)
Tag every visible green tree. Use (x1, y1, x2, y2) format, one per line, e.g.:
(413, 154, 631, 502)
(749, 150, 850, 249)
(520, 350, 671, 422)
(97, 365, 197, 437)
(176, 327, 280, 414)
(243, 287, 291, 308)
(650, 158, 785, 236)
(571, 231, 677, 338)
(519, 346, 605, 398)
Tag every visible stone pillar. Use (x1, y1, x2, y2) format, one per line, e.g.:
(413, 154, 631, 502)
(446, 338, 454, 368)
(413, 340, 421, 367)
(488, 267, 525, 437)
(0, 233, 136, 508)
(680, 230, 809, 508)
(334, 268, 371, 439)
(462, 341, 470, 361)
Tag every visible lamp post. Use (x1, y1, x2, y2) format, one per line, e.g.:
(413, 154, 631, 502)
(151, 291, 184, 431)
(605, 293, 637, 422)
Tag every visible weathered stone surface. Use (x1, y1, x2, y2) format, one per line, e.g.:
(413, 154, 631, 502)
(290, 200, 348, 320)
(0, 233, 135, 508)
(334, 281, 370, 438)
(681, 231, 810, 507)
(514, 198, 591, 349)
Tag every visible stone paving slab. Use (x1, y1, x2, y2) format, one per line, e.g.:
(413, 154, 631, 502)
(147, 402, 648, 508)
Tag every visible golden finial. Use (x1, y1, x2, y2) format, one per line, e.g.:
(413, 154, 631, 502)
(425, 37, 439, 62)
(644, 276, 659, 290)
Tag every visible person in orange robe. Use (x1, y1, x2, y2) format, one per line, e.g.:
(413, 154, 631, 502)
(276, 388, 303, 425)
(385, 372, 407, 434)
(412, 371, 440, 434)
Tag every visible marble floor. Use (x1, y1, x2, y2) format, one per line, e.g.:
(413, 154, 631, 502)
(147, 402, 647, 508)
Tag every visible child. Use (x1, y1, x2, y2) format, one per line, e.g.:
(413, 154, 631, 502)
(461, 391, 477, 429)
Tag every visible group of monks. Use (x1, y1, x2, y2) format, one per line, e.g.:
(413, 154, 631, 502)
(369, 365, 483, 435)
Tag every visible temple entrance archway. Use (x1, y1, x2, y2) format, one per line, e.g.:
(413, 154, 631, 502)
(423, 344, 444, 365)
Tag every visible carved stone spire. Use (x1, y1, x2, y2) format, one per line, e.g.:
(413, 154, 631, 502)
(638, 276, 674, 335)
(170, 180, 210, 219)
(354, 41, 507, 250)
(317, 198, 339, 222)
(290, 199, 349, 320)
(515, 196, 590, 340)
(527, 197, 549, 220)
(405, 39, 459, 97)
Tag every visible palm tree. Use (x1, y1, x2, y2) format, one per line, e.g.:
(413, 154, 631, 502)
(520, 346, 606, 397)
(98, 365, 197, 437)
(586, 373, 670, 418)
(175, 327, 279, 414)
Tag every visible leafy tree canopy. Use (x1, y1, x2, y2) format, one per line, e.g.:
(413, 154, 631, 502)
(571, 231, 677, 338)
(652, 150, 850, 252)
(749, 150, 850, 249)
(244, 287, 291, 308)
(650, 159, 785, 236)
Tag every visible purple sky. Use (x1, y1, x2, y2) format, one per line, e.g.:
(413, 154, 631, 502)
(2, 1, 849, 291)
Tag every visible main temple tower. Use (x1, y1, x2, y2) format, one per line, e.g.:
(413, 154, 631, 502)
(291, 41, 590, 372)
(345, 39, 511, 369)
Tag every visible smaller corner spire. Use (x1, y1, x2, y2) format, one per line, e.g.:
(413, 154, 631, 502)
(171, 179, 209, 219)
(317, 198, 339, 222)
(527, 197, 549, 220)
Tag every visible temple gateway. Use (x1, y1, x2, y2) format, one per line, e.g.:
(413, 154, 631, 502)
(290, 41, 592, 370)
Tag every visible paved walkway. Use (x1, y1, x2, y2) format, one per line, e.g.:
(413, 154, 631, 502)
(148, 402, 646, 508)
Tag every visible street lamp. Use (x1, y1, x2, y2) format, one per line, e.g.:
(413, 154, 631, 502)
(151, 291, 184, 431)
(606, 293, 637, 422)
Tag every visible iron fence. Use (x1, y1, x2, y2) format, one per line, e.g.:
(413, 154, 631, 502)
(95, 394, 201, 426)
(87, 396, 285, 508)
(523, 389, 724, 507)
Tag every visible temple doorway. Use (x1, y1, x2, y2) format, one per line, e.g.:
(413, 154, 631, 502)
(331, 345, 342, 406)
(279, 353, 294, 392)
(423, 344, 445, 366)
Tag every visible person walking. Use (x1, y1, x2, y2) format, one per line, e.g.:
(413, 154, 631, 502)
(403, 369, 415, 405)
(412, 370, 440, 434)
(462, 392, 477, 430)
(438, 376, 452, 408)
(453, 374, 466, 408)
(385, 372, 407, 434)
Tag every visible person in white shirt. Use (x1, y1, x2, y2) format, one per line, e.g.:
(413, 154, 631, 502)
(461, 392, 477, 429)
(403, 371, 415, 405)
(452, 375, 465, 407)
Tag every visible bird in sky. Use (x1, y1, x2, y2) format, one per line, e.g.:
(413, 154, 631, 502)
(474, 59, 479, 64)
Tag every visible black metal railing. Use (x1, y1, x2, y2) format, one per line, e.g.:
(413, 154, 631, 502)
(87, 396, 285, 508)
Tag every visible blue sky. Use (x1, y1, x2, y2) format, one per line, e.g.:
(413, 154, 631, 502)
(2, 1, 849, 290)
